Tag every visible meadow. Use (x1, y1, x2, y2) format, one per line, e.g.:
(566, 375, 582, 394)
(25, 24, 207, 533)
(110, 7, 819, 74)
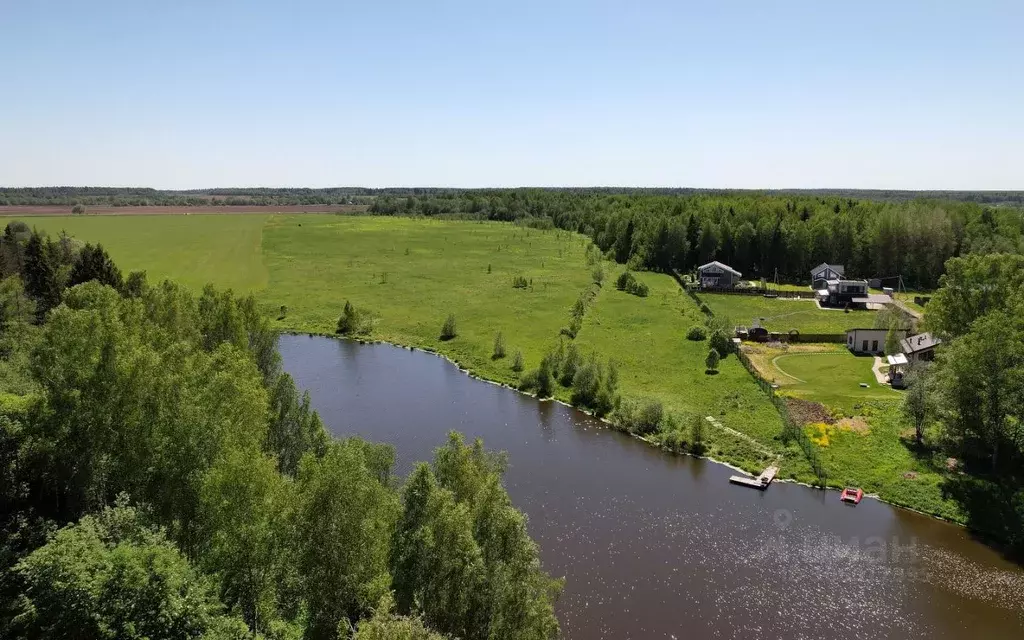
(4, 213, 957, 518)
(12, 214, 269, 292)
(697, 292, 877, 334)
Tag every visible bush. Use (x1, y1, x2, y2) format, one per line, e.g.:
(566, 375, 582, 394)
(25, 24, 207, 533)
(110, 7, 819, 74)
(511, 350, 524, 372)
(705, 348, 721, 373)
(690, 414, 707, 455)
(512, 275, 528, 289)
(705, 315, 733, 355)
(71, 204, 86, 215)
(616, 271, 648, 297)
(614, 397, 664, 436)
(592, 265, 605, 286)
(629, 280, 649, 297)
(686, 325, 707, 341)
(492, 331, 506, 359)
(439, 314, 458, 340)
(569, 355, 618, 416)
(519, 359, 554, 398)
(558, 343, 581, 387)
(337, 300, 372, 335)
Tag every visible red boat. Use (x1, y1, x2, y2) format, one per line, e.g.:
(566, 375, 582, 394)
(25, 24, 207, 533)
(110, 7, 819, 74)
(840, 487, 864, 504)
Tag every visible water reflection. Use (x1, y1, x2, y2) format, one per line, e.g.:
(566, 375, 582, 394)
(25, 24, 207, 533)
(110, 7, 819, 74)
(280, 335, 1024, 639)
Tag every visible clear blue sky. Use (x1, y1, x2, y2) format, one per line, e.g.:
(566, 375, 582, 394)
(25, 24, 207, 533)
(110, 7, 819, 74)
(1, 1, 1021, 190)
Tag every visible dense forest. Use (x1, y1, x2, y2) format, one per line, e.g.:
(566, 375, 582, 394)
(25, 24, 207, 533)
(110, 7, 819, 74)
(371, 190, 1024, 288)
(0, 223, 560, 639)
(2, 186, 1022, 209)
(923, 254, 1024, 554)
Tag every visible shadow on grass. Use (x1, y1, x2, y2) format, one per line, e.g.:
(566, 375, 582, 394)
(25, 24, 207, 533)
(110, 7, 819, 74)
(898, 434, 949, 474)
(704, 370, 720, 376)
(943, 475, 1024, 565)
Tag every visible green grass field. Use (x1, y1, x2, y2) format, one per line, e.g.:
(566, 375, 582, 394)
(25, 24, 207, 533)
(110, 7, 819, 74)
(573, 270, 793, 471)
(7, 215, 269, 292)
(5, 213, 958, 517)
(698, 293, 876, 334)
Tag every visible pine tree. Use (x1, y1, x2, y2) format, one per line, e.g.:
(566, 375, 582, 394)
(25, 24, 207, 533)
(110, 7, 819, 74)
(69, 243, 123, 290)
(22, 230, 61, 321)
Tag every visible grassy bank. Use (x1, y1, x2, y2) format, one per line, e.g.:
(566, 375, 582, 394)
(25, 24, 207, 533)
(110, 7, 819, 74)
(5, 213, 960, 520)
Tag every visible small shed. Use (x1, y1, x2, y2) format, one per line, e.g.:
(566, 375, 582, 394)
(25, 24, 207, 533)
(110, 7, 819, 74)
(698, 261, 742, 289)
(846, 327, 906, 354)
(887, 353, 909, 388)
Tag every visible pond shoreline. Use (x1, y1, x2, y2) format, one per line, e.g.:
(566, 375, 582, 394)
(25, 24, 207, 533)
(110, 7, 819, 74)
(280, 329, 966, 530)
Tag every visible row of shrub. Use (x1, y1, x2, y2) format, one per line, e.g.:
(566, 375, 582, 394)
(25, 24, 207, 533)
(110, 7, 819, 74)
(616, 270, 650, 297)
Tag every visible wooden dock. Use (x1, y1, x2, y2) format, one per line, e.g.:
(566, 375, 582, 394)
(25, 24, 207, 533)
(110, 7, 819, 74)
(729, 465, 779, 490)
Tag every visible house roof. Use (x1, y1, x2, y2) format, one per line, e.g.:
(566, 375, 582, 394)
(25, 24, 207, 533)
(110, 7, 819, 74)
(812, 263, 845, 276)
(698, 261, 741, 277)
(852, 294, 893, 304)
(900, 332, 941, 354)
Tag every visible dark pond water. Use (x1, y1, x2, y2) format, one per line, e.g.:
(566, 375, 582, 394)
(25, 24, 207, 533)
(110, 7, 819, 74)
(280, 335, 1024, 639)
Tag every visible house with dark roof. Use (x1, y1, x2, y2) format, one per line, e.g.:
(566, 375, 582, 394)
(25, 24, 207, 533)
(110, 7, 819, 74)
(816, 278, 870, 307)
(811, 263, 845, 290)
(900, 332, 941, 362)
(698, 261, 742, 289)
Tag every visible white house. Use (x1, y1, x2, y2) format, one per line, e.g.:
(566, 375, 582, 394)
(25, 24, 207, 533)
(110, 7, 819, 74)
(846, 327, 906, 354)
(811, 263, 845, 290)
(698, 261, 742, 288)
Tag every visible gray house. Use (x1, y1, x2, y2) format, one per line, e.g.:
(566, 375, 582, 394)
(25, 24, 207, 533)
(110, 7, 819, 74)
(698, 261, 742, 288)
(900, 332, 941, 362)
(811, 263, 845, 290)
(817, 278, 870, 307)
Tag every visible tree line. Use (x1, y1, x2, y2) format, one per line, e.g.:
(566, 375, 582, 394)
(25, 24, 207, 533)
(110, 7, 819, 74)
(4, 186, 1024, 207)
(370, 190, 1024, 289)
(0, 222, 561, 639)
(915, 253, 1024, 556)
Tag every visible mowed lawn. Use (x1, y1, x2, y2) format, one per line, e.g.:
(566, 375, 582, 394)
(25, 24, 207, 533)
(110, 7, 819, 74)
(771, 349, 899, 410)
(260, 215, 594, 386)
(4, 214, 269, 292)
(698, 293, 876, 334)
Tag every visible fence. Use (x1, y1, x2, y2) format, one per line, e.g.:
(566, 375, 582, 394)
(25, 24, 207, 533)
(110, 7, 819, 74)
(695, 286, 817, 300)
(675, 269, 830, 485)
(734, 349, 828, 485)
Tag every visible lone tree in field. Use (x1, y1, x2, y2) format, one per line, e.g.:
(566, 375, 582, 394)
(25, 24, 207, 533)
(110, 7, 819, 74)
(337, 300, 362, 335)
(440, 314, 457, 341)
(71, 203, 86, 215)
(492, 331, 506, 359)
(511, 350, 524, 372)
(705, 348, 720, 374)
